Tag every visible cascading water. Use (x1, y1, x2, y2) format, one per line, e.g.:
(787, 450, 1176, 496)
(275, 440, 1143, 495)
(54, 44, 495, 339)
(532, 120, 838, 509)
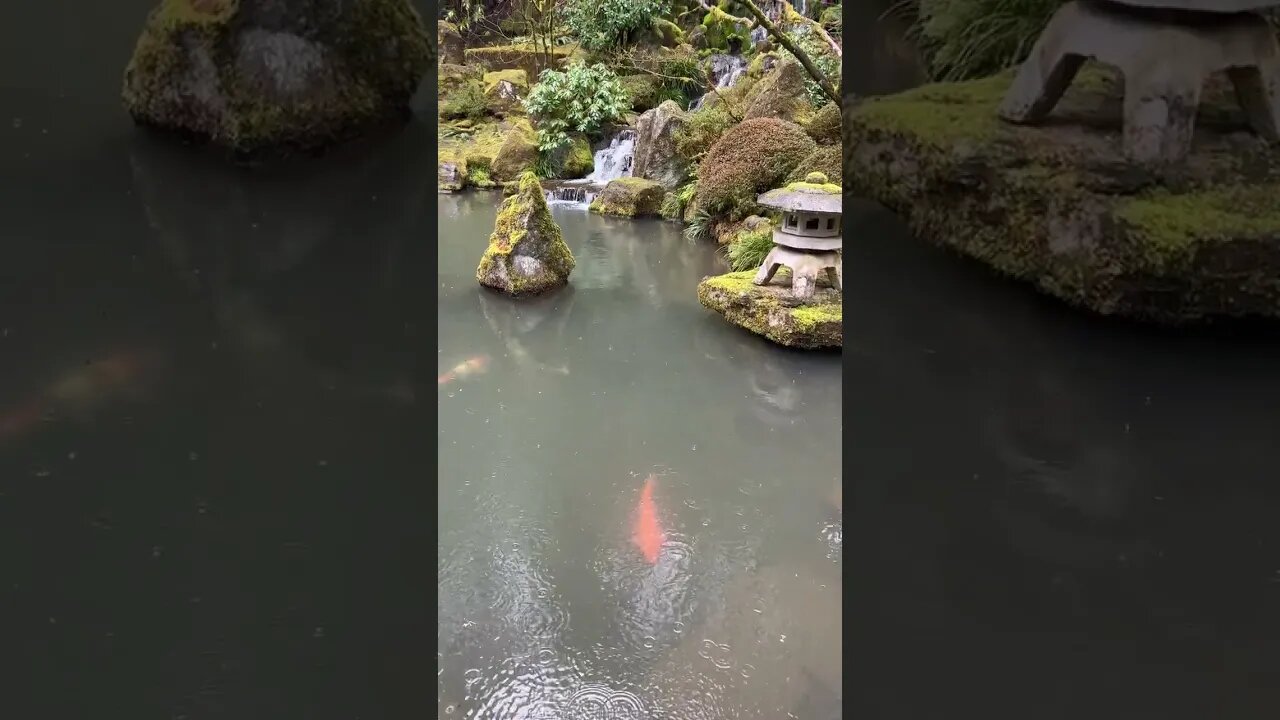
(688, 54, 749, 112)
(543, 129, 637, 208)
(586, 129, 636, 185)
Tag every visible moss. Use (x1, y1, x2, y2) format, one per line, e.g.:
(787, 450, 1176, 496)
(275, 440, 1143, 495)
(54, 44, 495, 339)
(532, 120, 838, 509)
(803, 101, 840, 144)
(697, 270, 842, 348)
(122, 0, 430, 152)
(559, 133, 595, 179)
(589, 177, 667, 217)
(483, 69, 529, 93)
(819, 5, 841, 33)
(620, 74, 665, 112)
(696, 117, 816, 219)
(490, 118, 540, 181)
(477, 171, 576, 295)
(701, 7, 751, 50)
(1117, 184, 1280, 271)
(464, 44, 573, 77)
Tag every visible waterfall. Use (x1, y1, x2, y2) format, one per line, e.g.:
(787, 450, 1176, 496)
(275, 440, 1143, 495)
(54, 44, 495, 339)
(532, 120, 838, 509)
(689, 54, 748, 112)
(585, 129, 636, 185)
(541, 129, 636, 208)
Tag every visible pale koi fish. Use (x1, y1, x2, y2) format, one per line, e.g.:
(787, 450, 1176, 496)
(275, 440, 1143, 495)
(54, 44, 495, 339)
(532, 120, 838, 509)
(437, 355, 490, 386)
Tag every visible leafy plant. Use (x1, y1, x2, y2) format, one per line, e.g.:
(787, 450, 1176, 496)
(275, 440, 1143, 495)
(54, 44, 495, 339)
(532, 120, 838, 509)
(786, 24, 840, 107)
(524, 61, 629, 151)
(563, 0, 671, 51)
(726, 227, 774, 271)
(684, 207, 713, 242)
(891, 0, 1063, 81)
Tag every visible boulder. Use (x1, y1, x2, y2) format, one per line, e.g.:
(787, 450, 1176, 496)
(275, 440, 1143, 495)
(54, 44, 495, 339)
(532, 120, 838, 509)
(122, 0, 431, 153)
(482, 69, 528, 117)
(803, 101, 841, 144)
(695, 117, 816, 218)
(477, 172, 576, 296)
(620, 74, 664, 112)
(438, 20, 464, 64)
(464, 44, 572, 78)
(490, 119, 540, 181)
(589, 177, 667, 217)
(697, 271, 842, 349)
(633, 100, 692, 190)
(743, 58, 816, 124)
(845, 63, 1280, 323)
(439, 158, 466, 192)
(551, 133, 594, 180)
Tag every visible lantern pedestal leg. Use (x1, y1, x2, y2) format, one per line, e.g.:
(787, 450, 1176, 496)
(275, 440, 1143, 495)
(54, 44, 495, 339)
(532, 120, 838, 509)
(753, 247, 784, 286)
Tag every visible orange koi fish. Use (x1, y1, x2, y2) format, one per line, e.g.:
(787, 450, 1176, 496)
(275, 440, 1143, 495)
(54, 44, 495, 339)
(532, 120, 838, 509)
(632, 474, 666, 565)
(437, 355, 489, 386)
(0, 348, 162, 441)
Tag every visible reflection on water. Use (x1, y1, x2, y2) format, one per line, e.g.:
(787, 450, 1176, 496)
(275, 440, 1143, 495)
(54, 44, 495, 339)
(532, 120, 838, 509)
(437, 193, 843, 719)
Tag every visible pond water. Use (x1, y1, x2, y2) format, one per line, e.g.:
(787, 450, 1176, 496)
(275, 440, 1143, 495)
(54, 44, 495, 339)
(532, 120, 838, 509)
(437, 194, 842, 719)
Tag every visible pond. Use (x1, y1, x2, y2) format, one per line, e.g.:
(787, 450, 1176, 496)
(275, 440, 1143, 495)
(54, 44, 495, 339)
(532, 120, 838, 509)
(437, 193, 843, 718)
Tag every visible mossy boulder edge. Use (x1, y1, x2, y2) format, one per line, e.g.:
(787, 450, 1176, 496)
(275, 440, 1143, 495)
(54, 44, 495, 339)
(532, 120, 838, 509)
(846, 64, 1280, 323)
(122, 0, 431, 153)
(697, 271, 842, 349)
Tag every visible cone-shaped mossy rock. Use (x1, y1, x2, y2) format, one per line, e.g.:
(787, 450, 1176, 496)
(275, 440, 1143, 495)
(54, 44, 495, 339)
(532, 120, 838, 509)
(122, 0, 431, 153)
(477, 172, 576, 296)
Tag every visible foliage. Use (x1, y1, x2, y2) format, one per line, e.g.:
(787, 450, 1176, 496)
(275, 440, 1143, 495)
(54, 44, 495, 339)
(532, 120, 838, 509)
(684, 208, 713, 241)
(726, 227, 774, 271)
(523, 61, 629, 150)
(695, 117, 815, 219)
(675, 106, 735, 162)
(440, 81, 488, 121)
(892, 0, 1063, 81)
(563, 0, 671, 51)
(785, 22, 841, 107)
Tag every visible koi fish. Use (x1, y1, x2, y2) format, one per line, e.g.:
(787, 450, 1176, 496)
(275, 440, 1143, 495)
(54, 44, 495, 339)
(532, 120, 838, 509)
(0, 349, 162, 441)
(632, 474, 666, 565)
(437, 355, 489, 386)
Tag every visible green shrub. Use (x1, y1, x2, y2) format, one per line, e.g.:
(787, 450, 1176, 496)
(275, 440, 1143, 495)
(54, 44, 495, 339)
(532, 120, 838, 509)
(523, 61, 629, 150)
(695, 117, 816, 219)
(563, 0, 671, 51)
(675, 105, 735, 162)
(900, 0, 1063, 81)
(439, 80, 487, 121)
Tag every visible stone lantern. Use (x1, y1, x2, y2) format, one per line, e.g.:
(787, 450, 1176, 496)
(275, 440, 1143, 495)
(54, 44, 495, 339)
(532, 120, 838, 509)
(999, 0, 1280, 163)
(752, 172, 842, 300)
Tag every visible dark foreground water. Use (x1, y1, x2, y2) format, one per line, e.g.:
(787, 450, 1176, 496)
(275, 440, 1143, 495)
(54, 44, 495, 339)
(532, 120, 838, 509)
(437, 194, 843, 719)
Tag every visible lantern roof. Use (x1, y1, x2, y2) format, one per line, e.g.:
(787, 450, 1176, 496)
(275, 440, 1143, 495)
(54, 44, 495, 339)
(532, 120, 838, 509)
(756, 172, 842, 215)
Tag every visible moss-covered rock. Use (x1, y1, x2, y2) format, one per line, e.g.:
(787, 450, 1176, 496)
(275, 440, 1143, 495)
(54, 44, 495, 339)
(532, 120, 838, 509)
(804, 101, 841, 145)
(482, 69, 528, 117)
(439, 157, 467, 192)
(696, 117, 816, 219)
(477, 172, 576, 296)
(491, 118, 540, 181)
(122, 0, 431, 153)
(634, 100, 692, 190)
(464, 44, 573, 78)
(698, 271, 842, 349)
(786, 145, 841, 186)
(438, 20, 464, 64)
(743, 58, 816, 125)
(619, 74, 664, 112)
(819, 5, 841, 34)
(701, 6, 752, 52)
(846, 63, 1280, 323)
(648, 18, 686, 48)
(590, 177, 668, 217)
